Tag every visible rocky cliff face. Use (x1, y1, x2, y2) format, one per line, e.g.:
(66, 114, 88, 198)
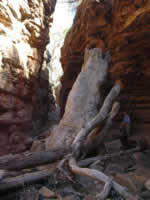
(60, 0, 150, 142)
(0, 0, 56, 155)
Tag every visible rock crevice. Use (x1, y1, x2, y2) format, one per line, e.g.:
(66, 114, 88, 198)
(0, 0, 56, 155)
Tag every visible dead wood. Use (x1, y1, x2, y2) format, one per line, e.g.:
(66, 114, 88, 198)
(0, 148, 67, 170)
(83, 101, 120, 157)
(72, 82, 121, 158)
(79, 146, 143, 167)
(69, 157, 139, 199)
(0, 154, 21, 163)
(46, 48, 111, 151)
(96, 178, 113, 200)
(0, 170, 26, 180)
(95, 101, 120, 145)
(0, 169, 52, 192)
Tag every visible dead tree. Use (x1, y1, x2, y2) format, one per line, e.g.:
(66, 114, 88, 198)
(46, 48, 112, 151)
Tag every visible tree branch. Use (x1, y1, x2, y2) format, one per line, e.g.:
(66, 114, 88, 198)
(72, 83, 121, 158)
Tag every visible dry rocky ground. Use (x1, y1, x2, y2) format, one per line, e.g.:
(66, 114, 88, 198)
(1, 133, 150, 200)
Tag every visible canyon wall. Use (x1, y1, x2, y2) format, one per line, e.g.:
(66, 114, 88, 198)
(60, 0, 150, 142)
(0, 0, 56, 155)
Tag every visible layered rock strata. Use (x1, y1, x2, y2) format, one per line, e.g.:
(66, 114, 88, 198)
(60, 0, 150, 142)
(0, 0, 56, 155)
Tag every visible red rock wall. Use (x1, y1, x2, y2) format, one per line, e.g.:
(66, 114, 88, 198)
(0, 0, 56, 155)
(60, 0, 150, 142)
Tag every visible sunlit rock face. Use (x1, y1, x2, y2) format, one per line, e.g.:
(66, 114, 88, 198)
(0, 0, 56, 155)
(61, 0, 150, 142)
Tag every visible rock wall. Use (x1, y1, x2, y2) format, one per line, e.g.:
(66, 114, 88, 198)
(60, 0, 150, 142)
(0, 0, 56, 155)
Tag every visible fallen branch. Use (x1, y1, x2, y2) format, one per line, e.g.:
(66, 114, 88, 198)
(79, 146, 143, 167)
(69, 157, 139, 199)
(0, 148, 67, 170)
(0, 169, 52, 192)
(0, 170, 26, 181)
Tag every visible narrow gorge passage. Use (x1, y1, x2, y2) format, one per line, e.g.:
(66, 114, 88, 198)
(0, 0, 150, 200)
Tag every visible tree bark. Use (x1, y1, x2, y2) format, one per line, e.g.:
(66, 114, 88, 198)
(0, 148, 67, 170)
(95, 101, 120, 144)
(0, 169, 52, 192)
(82, 101, 120, 157)
(0, 146, 143, 173)
(46, 48, 110, 151)
(72, 83, 121, 158)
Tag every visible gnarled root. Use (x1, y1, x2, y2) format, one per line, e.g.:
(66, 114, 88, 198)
(69, 157, 139, 200)
(96, 178, 113, 200)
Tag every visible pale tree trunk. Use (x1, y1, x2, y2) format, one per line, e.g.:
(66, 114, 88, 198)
(46, 48, 111, 151)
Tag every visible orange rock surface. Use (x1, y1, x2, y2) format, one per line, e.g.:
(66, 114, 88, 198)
(60, 0, 150, 142)
(0, 0, 56, 155)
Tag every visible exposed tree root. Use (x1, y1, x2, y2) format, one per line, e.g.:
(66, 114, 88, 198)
(96, 178, 113, 200)
(69, 157, 139, 200)
(57, 154, 75, 183)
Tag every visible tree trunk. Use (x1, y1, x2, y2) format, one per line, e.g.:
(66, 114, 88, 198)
(46, 48, 111, 151)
